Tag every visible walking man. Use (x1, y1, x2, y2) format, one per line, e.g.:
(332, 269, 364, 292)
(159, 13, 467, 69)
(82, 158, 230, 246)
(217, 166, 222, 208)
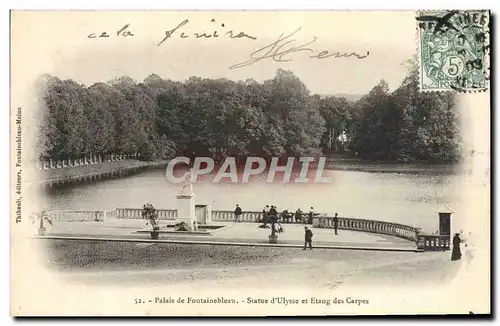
(234, 204, 242, 223)
(333, 213, 339, 235)
(303, 226, 313, 250)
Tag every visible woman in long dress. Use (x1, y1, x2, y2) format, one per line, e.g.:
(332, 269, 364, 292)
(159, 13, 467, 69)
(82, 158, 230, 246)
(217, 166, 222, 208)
(451, 233, 462, 261)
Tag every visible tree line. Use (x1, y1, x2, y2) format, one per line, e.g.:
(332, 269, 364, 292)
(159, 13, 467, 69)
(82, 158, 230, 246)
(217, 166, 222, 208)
(36, 61, 461, 164)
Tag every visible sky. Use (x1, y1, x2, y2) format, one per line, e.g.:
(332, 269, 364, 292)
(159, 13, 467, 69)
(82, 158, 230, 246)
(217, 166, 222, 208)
(12, 11, 418, 95)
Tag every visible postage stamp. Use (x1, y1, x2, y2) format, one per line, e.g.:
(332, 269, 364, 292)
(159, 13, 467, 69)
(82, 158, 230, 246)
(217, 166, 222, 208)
(416, 10, 490, 92)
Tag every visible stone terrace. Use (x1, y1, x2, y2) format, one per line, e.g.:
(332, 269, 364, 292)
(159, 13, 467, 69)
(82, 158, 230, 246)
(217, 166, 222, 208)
(40, 218, 417, 251)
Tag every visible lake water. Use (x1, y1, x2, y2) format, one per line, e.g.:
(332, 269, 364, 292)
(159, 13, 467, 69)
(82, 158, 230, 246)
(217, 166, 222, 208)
(40, 167, 462, 233)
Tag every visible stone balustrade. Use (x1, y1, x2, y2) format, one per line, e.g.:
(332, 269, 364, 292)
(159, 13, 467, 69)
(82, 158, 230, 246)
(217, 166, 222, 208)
(208, 211, 421, 243)
(115, 208, 178, 220)
(42, 207, 426, 245)
(317, 216, 420, 242)
(47, 210, 105, 222)
(38, 153, 139, 170)
(211, 210, 263, 222)
(417, 235, 450, 251)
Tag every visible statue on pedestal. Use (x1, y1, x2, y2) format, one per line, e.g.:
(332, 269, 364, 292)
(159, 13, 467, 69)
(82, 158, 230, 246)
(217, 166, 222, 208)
(179, 168, 194, 196)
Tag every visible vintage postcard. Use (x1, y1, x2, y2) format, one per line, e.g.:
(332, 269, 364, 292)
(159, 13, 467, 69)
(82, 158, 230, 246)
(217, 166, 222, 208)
(10, 10, 491, 316)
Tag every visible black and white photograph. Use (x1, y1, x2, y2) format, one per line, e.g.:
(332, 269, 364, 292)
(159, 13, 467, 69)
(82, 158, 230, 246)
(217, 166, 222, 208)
(10, 10, 491, 316)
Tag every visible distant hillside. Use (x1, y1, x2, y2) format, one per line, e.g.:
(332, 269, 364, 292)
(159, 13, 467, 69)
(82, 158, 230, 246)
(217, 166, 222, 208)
(318, 93, 365, 102)
(333, 93, 364, 102)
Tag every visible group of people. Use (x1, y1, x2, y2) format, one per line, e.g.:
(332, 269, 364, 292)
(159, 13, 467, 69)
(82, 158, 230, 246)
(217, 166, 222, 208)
(233, 204, 323, 225)
(234, 205, 473, 256)
(233, 204, 341, 249)
(259, 205, 321, 225)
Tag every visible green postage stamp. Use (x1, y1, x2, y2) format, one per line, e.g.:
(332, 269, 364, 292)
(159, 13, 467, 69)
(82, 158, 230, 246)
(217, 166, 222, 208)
(416, 10, 490, 92)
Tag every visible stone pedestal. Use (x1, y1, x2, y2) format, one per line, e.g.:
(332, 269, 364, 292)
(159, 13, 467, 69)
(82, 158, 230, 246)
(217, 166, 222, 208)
(176, 194, 196, 231)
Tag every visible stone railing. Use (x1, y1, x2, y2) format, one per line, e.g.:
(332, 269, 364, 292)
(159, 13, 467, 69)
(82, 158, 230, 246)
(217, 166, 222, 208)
(37, 153, 139, 170)
(47, 210, 105, 222)
(211, 210, 263, 222)
(417, 235, 450, 251)
(42, 207, 424, 244)
(317, 216, 420, 242)
(115, 208, 178, 220)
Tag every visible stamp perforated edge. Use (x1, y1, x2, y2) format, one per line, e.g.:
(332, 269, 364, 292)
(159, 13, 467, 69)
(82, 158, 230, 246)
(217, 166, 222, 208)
(415, 10, 491, 94)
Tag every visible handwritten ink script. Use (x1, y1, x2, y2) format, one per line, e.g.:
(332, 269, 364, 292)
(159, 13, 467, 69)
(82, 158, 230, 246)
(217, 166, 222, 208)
(327, 276, 344, 291)
(86, 19, 370, 69)
(86, 19, 255, 43)
(88, 24, 135, 39)
(229, 27, 369, 69)
(156, 19, 257, 46)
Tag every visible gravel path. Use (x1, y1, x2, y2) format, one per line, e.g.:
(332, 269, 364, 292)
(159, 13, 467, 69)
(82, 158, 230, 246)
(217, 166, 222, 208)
(42, 240, 459, 289)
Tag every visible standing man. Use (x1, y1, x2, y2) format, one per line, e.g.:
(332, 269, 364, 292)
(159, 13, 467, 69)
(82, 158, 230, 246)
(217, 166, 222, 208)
(451, 233, 462, 261)
(234, 204, 242, 223)
(262, 205, 270, 223)
(294, 208, 302, 223)
(303, 226, 313, 250)
(333, 213, 339, 235)
(308, 207, 317, 224)
(269, 205, 278, 219)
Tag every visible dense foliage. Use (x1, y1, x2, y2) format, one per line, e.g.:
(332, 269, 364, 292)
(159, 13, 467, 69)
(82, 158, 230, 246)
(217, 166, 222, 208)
(37, 63, 462, 164)
(349, 60, 461, 163)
